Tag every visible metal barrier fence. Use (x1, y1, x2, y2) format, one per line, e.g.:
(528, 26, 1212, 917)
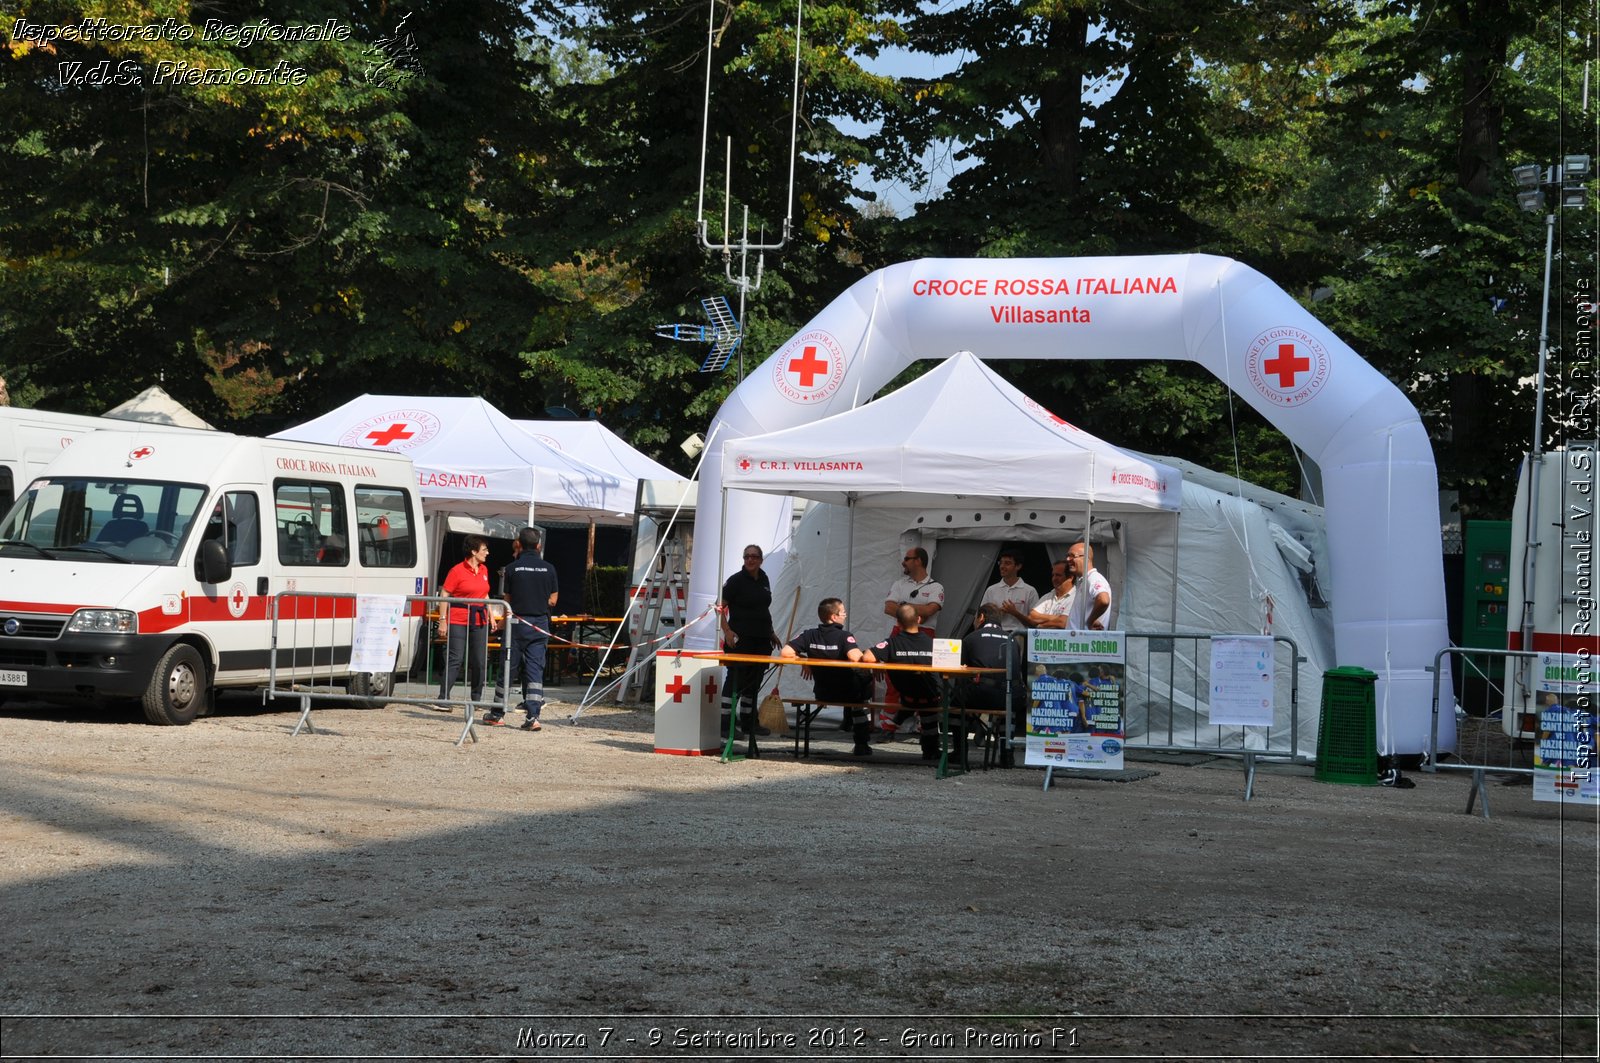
(1111, 631, 1306, 799)
(266, 591, 512, 745)
(1427, 646, 1540, 818)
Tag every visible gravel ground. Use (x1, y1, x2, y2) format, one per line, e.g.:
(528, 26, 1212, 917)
(0, 686, 1595, 1062)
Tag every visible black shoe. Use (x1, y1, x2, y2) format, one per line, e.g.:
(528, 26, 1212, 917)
(520, 718, 542, 731)
(739, 717, 771, 737)
(851, 742, 874, 758)
(482, 714, 505, 726)
(920, 735, 941, 761)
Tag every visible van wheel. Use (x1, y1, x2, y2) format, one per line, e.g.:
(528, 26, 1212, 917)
(348, 671, 396, 710)
(143, 644, 207, 725)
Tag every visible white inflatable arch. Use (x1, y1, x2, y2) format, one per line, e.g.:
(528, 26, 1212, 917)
(689, 255, 1450, 755)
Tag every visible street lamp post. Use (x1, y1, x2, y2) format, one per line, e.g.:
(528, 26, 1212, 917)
(1512, 155, 1590, 668)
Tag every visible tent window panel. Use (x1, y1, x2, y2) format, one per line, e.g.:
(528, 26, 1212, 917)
(273, 479, 347, 567)
(354, 485, 416, 568)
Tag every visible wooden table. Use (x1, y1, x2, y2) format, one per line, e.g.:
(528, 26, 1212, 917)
(547, 616, 627, 682)
(690, 652, 1002, 777)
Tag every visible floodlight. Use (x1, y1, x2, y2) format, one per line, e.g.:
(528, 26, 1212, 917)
(1563, 155, 1592, 181)
(1512, 164, 1542, 189)
(1516, 189, 1546, 213)
(1561, 187, 1588, 210)
(680, 433, 705, 458)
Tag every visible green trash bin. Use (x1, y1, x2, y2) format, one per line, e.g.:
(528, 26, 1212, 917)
(1316, 666, 1379, 786)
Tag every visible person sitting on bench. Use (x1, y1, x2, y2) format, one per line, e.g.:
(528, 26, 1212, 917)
(954, 601, 1023, 765)
(781, 597, 874, 758)
(865, 603, 942, 761)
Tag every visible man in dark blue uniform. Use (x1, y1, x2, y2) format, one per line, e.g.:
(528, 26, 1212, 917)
(488, 526, 559, 730)
(782, 597, 874, 757)
(956, 602, 1024, 765)
(867, 603, 942, 760)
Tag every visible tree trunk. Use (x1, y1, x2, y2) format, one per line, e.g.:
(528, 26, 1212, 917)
(1037, 8, 1092, 197)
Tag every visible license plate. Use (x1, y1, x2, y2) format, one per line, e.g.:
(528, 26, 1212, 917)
(0, 670, 25, 687)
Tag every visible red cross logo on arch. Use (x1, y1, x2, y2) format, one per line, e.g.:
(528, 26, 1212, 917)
(735, 455, 753, 474)
(339, 409, 443, 451)
(1245, 326, 1331, 407)
(772, 328, 848, 405)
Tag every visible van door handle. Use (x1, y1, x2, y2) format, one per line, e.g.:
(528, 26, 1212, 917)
(257, 577, 269, 596)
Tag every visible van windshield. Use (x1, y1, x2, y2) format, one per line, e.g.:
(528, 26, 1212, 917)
(0, 477, 209, 565)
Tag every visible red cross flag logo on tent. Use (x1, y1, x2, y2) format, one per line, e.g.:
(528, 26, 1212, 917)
(772, 328, 848, 405)
(338, 409, 443, 451)
(734, 455, 754, 475)
(1245, 326, 1331, 407)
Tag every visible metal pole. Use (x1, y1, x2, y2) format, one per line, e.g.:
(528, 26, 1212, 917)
(1518, 210, 1556, 667)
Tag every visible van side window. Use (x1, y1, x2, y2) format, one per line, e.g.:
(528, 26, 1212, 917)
(0, 465, 13, 517)
(353, 486, 417, 568)
(274, 480, 348, 566)
(203, 492, 261, 566)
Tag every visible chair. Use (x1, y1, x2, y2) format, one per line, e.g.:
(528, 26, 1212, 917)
(96, 495, 149, 544)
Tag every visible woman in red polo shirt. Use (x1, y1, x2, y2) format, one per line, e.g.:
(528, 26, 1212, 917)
(439, 535, 500, 703)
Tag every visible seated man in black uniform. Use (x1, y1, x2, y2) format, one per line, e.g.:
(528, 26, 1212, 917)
(954, 602, 1024, 765)
(865, 602, 942, 760)
(781, 597, 874, 758)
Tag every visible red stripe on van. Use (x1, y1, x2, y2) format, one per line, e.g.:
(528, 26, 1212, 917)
(1507, 631, 1600, 654)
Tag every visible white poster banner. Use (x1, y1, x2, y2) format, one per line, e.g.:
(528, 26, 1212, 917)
(351, 594, 407, 673)
(1207, 635, 1276, 727)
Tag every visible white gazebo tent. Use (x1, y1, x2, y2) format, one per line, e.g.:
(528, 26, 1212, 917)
(723, 351, 1184, 633)
(104, 386, 214, 429)
(273, 396, 632, 568)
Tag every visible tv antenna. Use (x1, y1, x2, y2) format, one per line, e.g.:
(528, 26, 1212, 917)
(655, 295, 743, 373)
(688, 0, 804, 380)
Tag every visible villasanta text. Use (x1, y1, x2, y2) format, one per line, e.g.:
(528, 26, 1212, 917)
(750, 460, 865, 472)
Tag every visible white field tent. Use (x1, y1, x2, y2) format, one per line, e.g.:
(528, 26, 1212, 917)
(513, 419, 680, 486)
(725, 353, 1333, 756)
(104, 385, 214, 429)
(272, 396, 632, 568)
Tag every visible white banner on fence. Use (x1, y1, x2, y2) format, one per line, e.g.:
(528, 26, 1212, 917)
(1207, 635, 1276, 727)
(351, 594, 407, 673)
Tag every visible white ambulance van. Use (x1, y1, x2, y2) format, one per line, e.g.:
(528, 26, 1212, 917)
(0, 430, 429, 724)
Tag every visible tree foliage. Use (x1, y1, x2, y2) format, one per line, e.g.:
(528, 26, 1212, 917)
(2, 0, 1589, 505)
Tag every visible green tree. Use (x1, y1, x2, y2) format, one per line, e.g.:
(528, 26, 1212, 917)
(2, 0, 566, 428)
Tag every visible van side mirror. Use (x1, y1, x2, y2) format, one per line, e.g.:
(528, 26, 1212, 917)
(197, 539, 232, 584)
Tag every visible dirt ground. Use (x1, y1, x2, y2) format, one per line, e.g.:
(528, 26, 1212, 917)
(0, 684, 1595, 1062)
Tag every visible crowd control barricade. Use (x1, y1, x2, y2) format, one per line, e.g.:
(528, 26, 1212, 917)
(266, 592, 511, 746)
(1114, 631, 1306, 799)
(1427, 646, 1544, 818)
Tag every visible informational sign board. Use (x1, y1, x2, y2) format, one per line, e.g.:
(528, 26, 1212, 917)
(1532, 652, 1599, 805)
(350, 594, 406, 673)
(1207, 635, 1276, 727)
(931, 638, 962, 670)
(1024, 630, 1125, 770)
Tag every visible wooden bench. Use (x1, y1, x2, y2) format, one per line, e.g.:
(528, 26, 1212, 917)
(779, 697, 1011, 769)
